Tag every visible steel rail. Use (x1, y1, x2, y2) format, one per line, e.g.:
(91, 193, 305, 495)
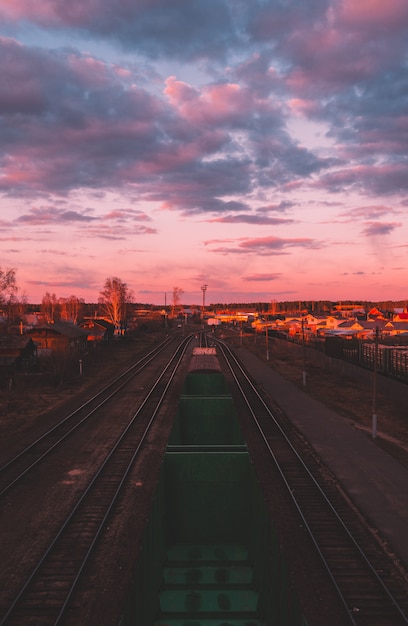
(0, 334, 175, 496)
(216, 339, 408, 626)
(0, 334, 194, 626)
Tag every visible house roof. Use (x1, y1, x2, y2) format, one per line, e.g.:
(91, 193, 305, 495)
(339, 319, 388, 330)
(0, 336, 36, 366)
(80, 318, 115, 331)
(27, 321, 88, 339)
(391, 322, 408, 330)
(0, 336, 36, 356)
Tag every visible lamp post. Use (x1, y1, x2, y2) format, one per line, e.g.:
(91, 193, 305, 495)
(201, 284, 207, 319)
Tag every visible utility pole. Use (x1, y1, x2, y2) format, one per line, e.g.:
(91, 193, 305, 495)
(302, 318, 307, 386)
(201, 284, 208, 319)
(266, 325, 269, 361)
(372, 326, 379, 439)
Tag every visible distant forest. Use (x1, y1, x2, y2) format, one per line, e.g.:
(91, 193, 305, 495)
(208, 300, 408, 314)
(21, 299, 407, 313)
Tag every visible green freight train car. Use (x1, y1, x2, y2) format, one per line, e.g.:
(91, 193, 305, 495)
(119, 348, 308, 626)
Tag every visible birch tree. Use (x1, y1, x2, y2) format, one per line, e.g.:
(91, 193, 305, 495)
(41, 292, 59, 323)
(59, 295, 84, 324)
(99, 276, 132, 329)
(0, 265, 19, 322)
(0, 266, 18, 305)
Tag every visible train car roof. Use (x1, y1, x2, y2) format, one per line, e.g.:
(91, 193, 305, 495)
(189, 347, 221, 373)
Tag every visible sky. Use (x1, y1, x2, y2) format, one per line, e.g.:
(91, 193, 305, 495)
(0, 0, 407, 306)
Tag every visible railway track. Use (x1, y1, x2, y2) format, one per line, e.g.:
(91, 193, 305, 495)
(0, 333, 195, 626)
(0, 334, 176, 496)
(216, 339, 408, 626)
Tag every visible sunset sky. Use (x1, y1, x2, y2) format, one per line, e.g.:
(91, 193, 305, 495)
(0, 0, 407, 306)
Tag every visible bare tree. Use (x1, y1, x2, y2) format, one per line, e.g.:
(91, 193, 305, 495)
(41, 292, 59, 323)
(59, 295, 84, 324)
(0, 265, 17, 302)
(10, 292, 28, 326)
(0, 265, 19, 324)
(99, 277, 132, 331)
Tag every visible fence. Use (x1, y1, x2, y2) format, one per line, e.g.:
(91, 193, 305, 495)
(264, 332, 408, 409)
(323, 337, 408, 384)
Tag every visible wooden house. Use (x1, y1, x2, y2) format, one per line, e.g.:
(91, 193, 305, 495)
(79, 318, 115, 343)
(0, 336, 37, 378)
(26, 321, 88, 356)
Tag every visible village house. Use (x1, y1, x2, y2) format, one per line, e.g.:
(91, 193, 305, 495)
(384, 321, 408, 337)
(393, 311, 408, 322)
(335, 319, 386, 340)
(26, 321, 88, 356)
(0, 335, 37, 382)
(334, 318, 408, 340)
(79, 318, 115, 343)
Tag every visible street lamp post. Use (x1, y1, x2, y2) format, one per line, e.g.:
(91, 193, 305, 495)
(201, 284, 207, 319)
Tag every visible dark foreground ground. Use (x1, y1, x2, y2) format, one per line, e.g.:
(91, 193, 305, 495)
(1, 328, 407, 625)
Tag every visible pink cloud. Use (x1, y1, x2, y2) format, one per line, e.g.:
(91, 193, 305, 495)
(205, 235, 321, 256)
(164, 77, 254, 125)
(66, 54, 116, 89)
(288, 98, 321, 117)
(0, 2, 55, 22)
(102, 209, 152, 222)
(78, 223, 156, 240)
(361, 221, 402, 237)
(0, 0, 102, 27)
(340, 0, 408, 29)
(164, 77, 197, 105)
(239, 235, 320, 252)
(339, 205, 399, 221)
(243, 273, 282, 282)
(15, 206, 96, 225)
(314, 163, 408, 195)
(281, 1, 408, 99)
(207, 214, 294, 226)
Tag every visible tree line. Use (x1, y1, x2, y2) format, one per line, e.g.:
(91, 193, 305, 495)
(0, 267, 132, 329)
(2, 264, 406, 328)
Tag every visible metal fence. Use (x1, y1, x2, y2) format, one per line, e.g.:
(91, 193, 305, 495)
(324, 337, 408, 384)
